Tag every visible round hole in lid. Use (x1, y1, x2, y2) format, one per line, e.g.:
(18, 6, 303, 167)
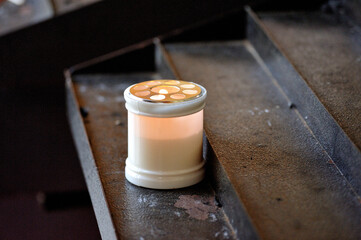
(180, 84, 195, 89)
(183, 89, 198, 95)
(151, 85, 180, 94)
(134, 90, 150, 97)
(165, 80, 180, 85)
(170, 93, 186, 100)
(150, 95, 166, 100)
(133, 85, 148, 91)
(147, 81, 162, 86)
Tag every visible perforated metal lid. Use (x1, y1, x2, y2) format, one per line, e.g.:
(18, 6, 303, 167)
(124, 79, 207, 117)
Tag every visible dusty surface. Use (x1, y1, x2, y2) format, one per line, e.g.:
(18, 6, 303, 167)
(70, 73, 235, 240)
(165, 41, 361, 240)
(260, 12, 361, 149)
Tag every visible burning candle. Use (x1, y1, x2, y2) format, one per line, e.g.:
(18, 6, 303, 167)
(124, 79, 207, 189)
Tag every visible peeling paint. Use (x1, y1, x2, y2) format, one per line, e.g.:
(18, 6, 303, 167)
(174, 195, 218, 220)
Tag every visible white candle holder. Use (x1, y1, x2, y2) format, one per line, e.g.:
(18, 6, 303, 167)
(124, 80, 207, 189)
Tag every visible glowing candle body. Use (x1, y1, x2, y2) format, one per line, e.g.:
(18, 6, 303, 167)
(127, 110, 204, 188)
(124, 80, 207, 189)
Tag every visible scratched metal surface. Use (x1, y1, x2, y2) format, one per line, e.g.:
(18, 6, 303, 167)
(259, 12, 361, 147)
(163, 41, 361, 240)
(247, 9, 361, 195)
(69, 73, 236, 240)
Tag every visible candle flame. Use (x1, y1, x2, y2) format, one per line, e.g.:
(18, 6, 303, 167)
(159, 89, 168, 94)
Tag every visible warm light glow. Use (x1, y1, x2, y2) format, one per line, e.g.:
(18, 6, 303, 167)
(129, 110, 203, 139)
(126, 80, 206, 189)
(183, 89, 198, 95)
(150, 95, 166, 100)
(159, 89, 168, 94)
(127, 110, 204, 172)
(129, 80, 202, 102)
(151, 85, 180, 94)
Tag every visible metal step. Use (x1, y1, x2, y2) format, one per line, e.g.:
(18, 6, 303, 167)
(65, 6, 361, 240)
(66, 73, 242, 240)
(160, 40, 361, 240)
(247, 7, 361, 195)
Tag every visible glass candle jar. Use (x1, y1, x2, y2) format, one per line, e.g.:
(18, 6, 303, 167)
(124, 80, 207, 189)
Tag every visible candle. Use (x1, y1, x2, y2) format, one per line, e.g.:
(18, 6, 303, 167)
(124, 79, 207, 189)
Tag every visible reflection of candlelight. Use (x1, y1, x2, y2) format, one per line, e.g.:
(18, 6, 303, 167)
(151, 85, 179, 94)
(124, 80, 207, 189)
(159, 89, 168, 94)
(129, 80, 201, 102)
(150, 94, 165, 101)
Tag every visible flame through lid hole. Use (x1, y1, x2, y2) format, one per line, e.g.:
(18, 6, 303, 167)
(129, 80, 203, 103)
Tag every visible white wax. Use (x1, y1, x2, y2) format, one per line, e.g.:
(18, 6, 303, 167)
(126, 110, 204, 188)
(129, 131, 203, 172)
(128, 110, 203, 171)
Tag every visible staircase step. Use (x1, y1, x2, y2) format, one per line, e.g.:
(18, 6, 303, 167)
(67, 73, 239, 240)
(160, 40, 361, 239)
(247, 8, 361, 195)
(65, 7, 361, 239)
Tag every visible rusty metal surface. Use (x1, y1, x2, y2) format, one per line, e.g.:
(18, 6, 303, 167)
(247, 8, 361, 195)
(163, 41, 361, 240)
(259, 11, 361, 153)
(66, 73, 238, 239)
